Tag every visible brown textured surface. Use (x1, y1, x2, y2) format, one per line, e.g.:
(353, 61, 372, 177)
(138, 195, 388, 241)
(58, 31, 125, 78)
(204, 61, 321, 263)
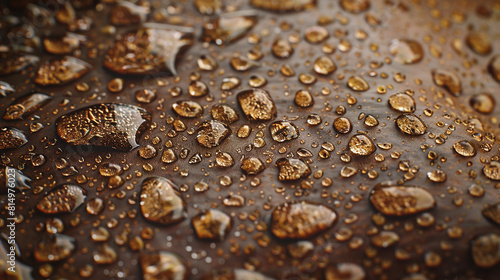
(1, 0, 500, 279)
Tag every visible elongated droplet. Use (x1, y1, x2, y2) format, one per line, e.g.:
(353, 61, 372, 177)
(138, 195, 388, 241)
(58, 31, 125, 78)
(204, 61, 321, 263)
(396, 114, 427, 135)
(202, 11, 257, 46)
(389, 39, 424, 64)
(34, 234, 76, 262)
(0, 127, 28, 150)
(37, 185, 86, 214)
(4, 93, 52, 120)
(250, 0, 316, 12)
(370, 182, 435, 216)
(35, 56, 91, 86)
(432, 69, 461, 96)
(276, 158, 311, 181)
(0, 166, 31, 193)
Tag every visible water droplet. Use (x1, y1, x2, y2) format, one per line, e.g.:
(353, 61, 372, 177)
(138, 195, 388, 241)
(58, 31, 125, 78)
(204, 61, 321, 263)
(248, 74, 267, 88)
(161, 149, 178, 164)
(221, 77, 241, 90)
(172, 100, 203, 118)
(272, 39, 294, 58)
(304, 26, 329, 44)
(93, 244, 117, 264)
(140, 251, 187, 279)
(37, 185, 86, 214)
(192, 209, 231, 240)
(202, 11, 257, 46)
(271, 201, 337, 239)
(471, 233, 500, 268)
(466, 31, 492, 55)
(86, 198, 104, 215)
(215, 151, 234, 167)
(389, 39, 424, 64)
(452, 140, 476, 157)
(468, 184, 485, 197)
(306, 114, 322, 126)
(0, 54, 39, 75)
(370, 182, 435, 216)
(483, 161, 500, 181)
(347, 76, 369, 91)
(348, 134, 376, 156)
(427, 170, 447, 182)
(135, 89, 156, 104)
(294, 90, 314, 108)
(333, 117, 352, 134)
(299, 73, 317, 85)
(488, 55, 500, 82)
(0, 166, 31, 193)
(313, 55, 337, 75)
(202, 269, 274, 280)
(340, 166, 357, 178)
(237, 125, 251, 138)
(431, 69, 462, 96)
(104, 24, 194, 76)
(194, 0, 223, 15)
(270, 121, 299, 142)
(230, 55, 260, 71)
(198, 54, 218, 71)
(34, 234, 76, 262)
(287, 241, 313, 259)
(482, 203, 500, 226)
(276, 158, 311, 181)
(90, 227, 109, 242)
(250, 0, 316, 12)
(364, 114, 379, 127)
(469, 93, 495, 114)
(189, 153, 203, 165)
(241, 157, 265, 175)
(57, 103, 151, 151)
(196, 120, 231, 148)
(43, 33, 82, 55)
(35, 57, 91, 86)
(0, 81, 15, 97)
(396, 114, 427, 135)
(189, 80, 209, 97)
(238, 89, 277, 121)
(388, 92, 416, 113)
(110, 2, 149, 26)
(0, 127, 28, 150)
(4, 93, 52, 121)
(107, 78, 123, 93)
(325, 263, 365, 280)
(371, 231, 400, 248)
(140, 177, 187, 225)
(340, 0, 370, 13)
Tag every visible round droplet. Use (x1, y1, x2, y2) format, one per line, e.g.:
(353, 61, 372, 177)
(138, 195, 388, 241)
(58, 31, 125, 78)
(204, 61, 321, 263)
(427, 170, 447, 182)
(237, 89, 277, 121)
(298, 73, 317, 85)
(161, 149, 177, 164)
(294, 90, 314, 108)
(135, 89, 156, 104)
(248, 74, 267, 88)
(215, 151, 234, 167)
(348, 134, 376, 156)
(196, 120, 231, 148)
(237, 125, 251, 138)
(488, 55, 500, 82)
(221, 77, 241, 90)
(211, 104, 239, 124)
(432, 69, 461, 96)
(325, 263, 365, 280)
(389, 39, 424, 64)
(483, 161, 500, 181)
(99, 163, 122, 177)
(313, 56, 336, 75)
(371, 231, 400, 248)
(140, 177, 187, 225)
(466, 31, 492, 55)
(307, 114, 322, 126)
(471, 233, 500, 268)
(347, 76, 369, 91)
(140, 251, 187, 280)
(108, 78, 123, 93)
(468, 184, 485, 197)
(340, 166, 357, 178)
(138, 145, 157, 159)
(276, 158, 311, 181)
(396, 114, 427, 135)
(172, 101, 203, 118)
(93, 244, 117, 264)
(388, 92, 416, 113)
(340, 0, 370, 14)
(192, 209, 231, 240)
(364, 114, 379, 127)
(86, 198, 104, 215)
(272, 38, 294, 58)
(270, 121, 299, 142)
(241, 157, 265, 175)
(189, 80, 209, 97)
(452, 140, 476, 157)
(333, 117, 352, 134)
(197, 54, 218, 70)
(470, 93, 495, 114)
(34, 234, 76, 262)
(304, 26, 329, 44)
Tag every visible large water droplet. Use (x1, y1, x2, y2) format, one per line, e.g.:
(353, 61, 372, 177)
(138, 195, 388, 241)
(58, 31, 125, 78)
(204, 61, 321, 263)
(333, 117, 352, 134)
(347, 76, 369, 91)
(140, 177, 187, 225)
(215, 151, 234, 167)
(348, 134, 376, 156)
(34, 234, 76, 262)
(35, 56, 91, 86)
(325, 263, 365, 280)
(272, 38, 294, 58)
(93, 244, 117, 264)
(313, 56, 337, 75)
(3, 93, 52, 120)
(270, 121, 299, 142)
(0, 127, 28, 150)
(237, 89, 277, 121)
(276, 158, 311, 181)
(241, 157, 265, 175)
(452, 140, 476, 157)
(196, 120, 231, 148)
(471, 233, 500, 268)
(396, 114, 427, 135)
(104, 24, 194, 76)
(192, 209, 231, 240)
(371, 231, 400, 248)
(482, 203, 500, 226)
(483, 161, 500, 181)
(294, 90, 314, 108)
(388, 92, 416, 113)
(202, 11, 257, 46)
(172, 100, 203, 118)
(271, 201, 337, 239)
(37, 185, 86, 214)
(389, 39, 424, 64)
(0, 54, 39, 75)
(57, 103, 151, 151)
(140, 251, 187, 279)
(0, 166, 31, 193)
(466, 31, 492, 55)
(431, 69, 462, 96)
(370, 182, 435, 216)
(469, 93, 495, 114)
(340, 0, 370, 14)
(211, 104, 239, 124)
(43, 33, 83, 55)
(250, 0, 316, 12)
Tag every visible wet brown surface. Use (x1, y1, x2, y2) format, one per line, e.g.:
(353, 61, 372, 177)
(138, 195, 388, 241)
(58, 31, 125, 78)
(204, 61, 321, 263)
(1, 0, 500, 279)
